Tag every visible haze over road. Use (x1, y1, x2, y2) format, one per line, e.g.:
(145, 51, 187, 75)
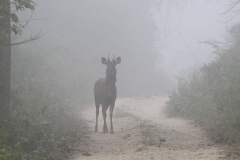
(70, 97, 225, 160)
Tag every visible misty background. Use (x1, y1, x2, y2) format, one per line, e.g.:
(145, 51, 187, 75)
(6, 1, 240, 158)
(12, 0, 240, 105)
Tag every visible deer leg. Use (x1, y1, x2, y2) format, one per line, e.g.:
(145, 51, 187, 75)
(109, 102, 115, 134)
(102, 106, 108, 133)
(95, 103, 100, 132)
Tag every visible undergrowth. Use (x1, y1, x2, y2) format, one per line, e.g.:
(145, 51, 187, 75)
(166, 23, 240, 145)
(0, 48, 86, 159)
(139, 121, 159, 146)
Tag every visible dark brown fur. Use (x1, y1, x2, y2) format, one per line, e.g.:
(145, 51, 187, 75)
(94, 56, 121, 133)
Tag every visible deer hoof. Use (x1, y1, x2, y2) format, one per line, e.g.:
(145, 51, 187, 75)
(103, 127, 108, 133)
(110, 127, 114, 134)
(95, 126, 98, 132)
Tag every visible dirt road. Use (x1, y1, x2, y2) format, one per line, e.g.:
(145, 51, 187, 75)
(70, 96, 227, 160)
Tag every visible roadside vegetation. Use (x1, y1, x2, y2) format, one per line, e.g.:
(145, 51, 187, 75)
(139, 121, 160, 146)
(166, 23, 240, 145)
(0, 46, 86, 160)
(0, 1, 172, 159)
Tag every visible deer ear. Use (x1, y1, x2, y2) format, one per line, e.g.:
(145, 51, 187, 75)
(101, 57, 108, 64)
(115, 57, 121, 64)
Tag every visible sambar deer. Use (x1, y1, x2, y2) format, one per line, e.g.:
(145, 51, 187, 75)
(94, 55, 121, 134)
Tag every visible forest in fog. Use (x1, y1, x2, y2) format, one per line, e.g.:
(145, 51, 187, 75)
(1, 0, 240, 159)
(14, 0, 171, 104)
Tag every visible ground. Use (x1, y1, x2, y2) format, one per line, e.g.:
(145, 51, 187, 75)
(69, 96, 235, 160)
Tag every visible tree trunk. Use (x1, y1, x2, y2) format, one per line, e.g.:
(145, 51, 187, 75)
(0, 0, 11, 132)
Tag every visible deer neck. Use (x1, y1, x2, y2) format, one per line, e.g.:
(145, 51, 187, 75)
(105, 75, 116, 96)
(106, 73, 116, 84)
(106, 77, 116, 85)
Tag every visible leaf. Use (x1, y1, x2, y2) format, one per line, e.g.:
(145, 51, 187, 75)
(11, 26, 18, 35)
(0, 147, 7, 153)
(24, 3, 35, 10)
(10, 13, 18, 23)
(29, 4, 35, 10)
(17, 28, 23, 35)
(21, 138, 28, 143)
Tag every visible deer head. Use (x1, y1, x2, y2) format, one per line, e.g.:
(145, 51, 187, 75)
(101, 55, 121, 83)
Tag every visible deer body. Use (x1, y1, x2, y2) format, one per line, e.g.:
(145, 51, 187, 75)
(94, 56, 121, 134)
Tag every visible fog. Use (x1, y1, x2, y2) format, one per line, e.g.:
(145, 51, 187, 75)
(157, 1, 240, 78)
(7, 1, 240, 158)
(13, 0, 240, 104)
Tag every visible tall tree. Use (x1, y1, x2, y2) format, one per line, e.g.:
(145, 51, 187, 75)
(0, 0, 37, 132)
(0, 0, 11, 132)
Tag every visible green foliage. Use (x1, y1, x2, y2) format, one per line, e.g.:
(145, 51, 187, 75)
(0, 0, 35, 44)
(13, 0, 35, 10)
(167, 23, 240, 145)
(10, 13, 18, 23)
(0, 46, 85, 159)
(0, 134, 26, 160)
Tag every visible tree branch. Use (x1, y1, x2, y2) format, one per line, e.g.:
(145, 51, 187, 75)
(15, 11, 34, 29)
(0, 11, 34, 29)
(220, 0, 240, 15)
(217, 12, 240, 23)
(0, 31, 43, 46)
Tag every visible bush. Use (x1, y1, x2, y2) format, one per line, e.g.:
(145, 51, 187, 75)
(0, 47, 86, 160)
(166, 24, 240, 145)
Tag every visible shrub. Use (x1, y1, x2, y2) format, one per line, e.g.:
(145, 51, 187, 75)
(0, 47, 85, 160)
(166, 23, 240, 145)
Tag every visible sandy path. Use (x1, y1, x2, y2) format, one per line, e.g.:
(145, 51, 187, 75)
(70, 96, 226, 160)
